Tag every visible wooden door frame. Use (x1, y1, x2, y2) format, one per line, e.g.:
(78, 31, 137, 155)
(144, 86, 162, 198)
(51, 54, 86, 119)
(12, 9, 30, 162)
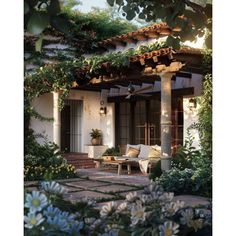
(115, 96, 185, 146)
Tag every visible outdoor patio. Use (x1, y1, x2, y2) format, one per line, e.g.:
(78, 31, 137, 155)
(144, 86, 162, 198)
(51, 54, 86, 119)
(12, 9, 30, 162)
(22, 0, 213, 235)
(24, 168, 210, 209)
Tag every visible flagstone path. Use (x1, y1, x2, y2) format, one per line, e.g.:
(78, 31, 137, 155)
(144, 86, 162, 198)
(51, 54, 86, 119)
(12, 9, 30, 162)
(24, 168, 211, 207)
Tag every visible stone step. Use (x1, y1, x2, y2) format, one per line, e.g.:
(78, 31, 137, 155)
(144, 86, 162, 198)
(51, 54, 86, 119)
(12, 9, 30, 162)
(63, 152, 95, 169)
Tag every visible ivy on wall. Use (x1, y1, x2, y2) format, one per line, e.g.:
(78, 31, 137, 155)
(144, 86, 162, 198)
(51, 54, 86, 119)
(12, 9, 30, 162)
(191, 50, 212, 157)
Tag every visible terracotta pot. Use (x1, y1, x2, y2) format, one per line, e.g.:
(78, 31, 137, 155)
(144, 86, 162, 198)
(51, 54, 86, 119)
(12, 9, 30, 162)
(91, 138, 101, 145)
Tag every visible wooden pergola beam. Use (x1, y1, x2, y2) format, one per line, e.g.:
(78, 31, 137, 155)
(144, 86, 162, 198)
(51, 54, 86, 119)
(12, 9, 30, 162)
(107, 87, 194, 103)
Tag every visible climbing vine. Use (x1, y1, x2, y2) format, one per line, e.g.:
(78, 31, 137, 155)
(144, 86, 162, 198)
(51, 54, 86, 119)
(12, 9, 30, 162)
(191, 49, 212, 158)
(24, 41, 168, 117)
(24, 59, 84, 133)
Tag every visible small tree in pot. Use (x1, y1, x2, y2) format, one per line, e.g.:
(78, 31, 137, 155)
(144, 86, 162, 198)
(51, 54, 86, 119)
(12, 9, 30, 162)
(90, 129, 102, 145)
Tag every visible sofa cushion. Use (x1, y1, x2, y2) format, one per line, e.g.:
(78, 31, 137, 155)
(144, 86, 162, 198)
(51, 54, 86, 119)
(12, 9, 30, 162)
(148, 147, 161, 160)
(138, 144, 152, 158)
(152, 144, 161, 150)
(126, 147, 140, 158)
(125, 144, 140, 154)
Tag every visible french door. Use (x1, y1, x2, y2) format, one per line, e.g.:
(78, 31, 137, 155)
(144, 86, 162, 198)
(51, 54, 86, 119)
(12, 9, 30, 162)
(134, 100, 161, 145)
(61, 100, 83, 152)
(115, 98, 183, 147)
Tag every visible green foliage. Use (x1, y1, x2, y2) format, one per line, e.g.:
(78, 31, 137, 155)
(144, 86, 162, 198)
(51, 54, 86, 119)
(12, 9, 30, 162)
(157, 168, 195, 194)
(24, 59, 84, 132)
(189, 50, 212, 158)
(86, 41, 167, 74)
(151, 130, 212, 197)
(156, 147, 212, 197)
(24, 0, 70, 35)
(24, 41, 167, 127)
(24, 131, 77, 181)
(89, 129, 102, 138)
(185, 50, 212, 158)
(102, 147, 121, 156)
(196, 74, 212, 157)
(157, 161, 212, 198)
(25, 2, 137, 52)
(107, 0, 212, 49)
(149, 160, 162, 180)
(65, 9, 137, 44)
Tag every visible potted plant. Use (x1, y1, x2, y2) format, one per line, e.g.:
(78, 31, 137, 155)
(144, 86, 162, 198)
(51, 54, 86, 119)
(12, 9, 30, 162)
(89, 129, 102, 145)
(102, 147, 121, 161)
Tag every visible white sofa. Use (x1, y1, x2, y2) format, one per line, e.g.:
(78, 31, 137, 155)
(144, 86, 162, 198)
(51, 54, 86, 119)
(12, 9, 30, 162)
(114, 144, 161, 174)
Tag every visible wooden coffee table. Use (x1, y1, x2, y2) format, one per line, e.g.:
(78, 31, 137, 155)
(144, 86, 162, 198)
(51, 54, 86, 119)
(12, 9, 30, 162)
(92, 158, 136, 175)
(102, 160, 135, 175)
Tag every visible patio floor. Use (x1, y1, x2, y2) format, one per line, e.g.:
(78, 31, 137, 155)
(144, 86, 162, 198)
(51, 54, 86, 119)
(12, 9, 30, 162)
(24, 168, 210, 208)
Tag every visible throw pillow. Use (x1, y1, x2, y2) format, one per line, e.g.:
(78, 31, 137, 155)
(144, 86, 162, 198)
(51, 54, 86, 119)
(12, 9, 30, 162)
(126, 147, 140, 158)
(148, 147, 161, 160)
(138, 144, 151, 158)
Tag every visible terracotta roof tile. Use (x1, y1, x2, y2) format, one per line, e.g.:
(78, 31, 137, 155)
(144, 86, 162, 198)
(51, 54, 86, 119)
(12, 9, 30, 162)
(98, 22, 180, 47)
(129, 47, 173, 62)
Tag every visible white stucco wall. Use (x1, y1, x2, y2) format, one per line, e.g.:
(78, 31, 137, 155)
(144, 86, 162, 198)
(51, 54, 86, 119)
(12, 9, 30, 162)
(67, 90, 115, 152)
(30, 90, 115, 152)
(183, 97, 200, 149)
(30, 93, 54, 144)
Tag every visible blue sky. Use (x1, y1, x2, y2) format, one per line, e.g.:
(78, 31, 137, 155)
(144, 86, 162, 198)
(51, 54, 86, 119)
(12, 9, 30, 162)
(77, 0, 107, 13)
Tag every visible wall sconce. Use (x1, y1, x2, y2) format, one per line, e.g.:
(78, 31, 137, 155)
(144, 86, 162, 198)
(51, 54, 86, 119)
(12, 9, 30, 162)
(188, 98, 197, 110)
(99, 101, 107, 115)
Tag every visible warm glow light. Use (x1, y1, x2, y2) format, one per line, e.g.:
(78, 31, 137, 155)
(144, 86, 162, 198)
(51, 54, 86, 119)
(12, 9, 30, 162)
(183, 36, 205, 49)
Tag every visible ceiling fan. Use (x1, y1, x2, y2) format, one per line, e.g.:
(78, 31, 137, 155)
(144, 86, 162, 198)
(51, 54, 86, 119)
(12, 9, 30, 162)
(115, 82, 153, 99)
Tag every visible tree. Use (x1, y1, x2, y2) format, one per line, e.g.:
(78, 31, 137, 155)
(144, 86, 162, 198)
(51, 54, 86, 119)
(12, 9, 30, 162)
(106, 0, 212, 49)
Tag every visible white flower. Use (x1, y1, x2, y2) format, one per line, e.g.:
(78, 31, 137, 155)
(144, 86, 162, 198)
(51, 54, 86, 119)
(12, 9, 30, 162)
(41, 181, 67, 195)
(180, 208, 194, 225)
(189, 219, 203, 232)
(126, 191, 138, 202)
(90, 219, 102, 230)
(144, 182, 163, 194)
(140, 194, 151, 204)
(116, 202, 127, 213)
(130, 203, 148, 226)
(24, 191, 48, 213)
(99, 229, 119, 236)
(85, 217, 96, 224)
(159, 221, 179, 236)
(100, 202, 117, 218)
(162, 200, 185, 216)
(159, 192, 174, 202)
(180, 209, 203, 232)
(195, 208, 212, 219)
(24, 212, 45, 229)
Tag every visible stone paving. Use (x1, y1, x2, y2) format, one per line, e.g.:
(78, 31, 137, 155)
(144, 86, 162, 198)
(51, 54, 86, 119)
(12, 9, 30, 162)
(24, 168, 210, 207)
(63, 191, 115, 203)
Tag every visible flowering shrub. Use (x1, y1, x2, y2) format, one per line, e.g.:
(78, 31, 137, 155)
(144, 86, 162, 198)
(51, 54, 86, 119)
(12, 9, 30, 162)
(24, 181, 90, 236)
(24, 163, 77, 181)
(24, 181, 212, 236)
(92, 182, 212, 236)
(24, 132, 77, 181)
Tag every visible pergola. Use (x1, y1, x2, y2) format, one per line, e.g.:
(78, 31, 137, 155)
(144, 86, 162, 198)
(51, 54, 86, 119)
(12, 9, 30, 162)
(52, 23, 203, 171)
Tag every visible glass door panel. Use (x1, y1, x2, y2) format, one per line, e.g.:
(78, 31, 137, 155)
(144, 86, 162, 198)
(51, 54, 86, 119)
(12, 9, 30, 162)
(134, 101, 147, 144)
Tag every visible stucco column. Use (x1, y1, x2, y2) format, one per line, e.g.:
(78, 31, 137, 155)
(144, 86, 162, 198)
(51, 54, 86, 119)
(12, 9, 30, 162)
(160, 72, 174, 171)
(53, 91, 61, 149)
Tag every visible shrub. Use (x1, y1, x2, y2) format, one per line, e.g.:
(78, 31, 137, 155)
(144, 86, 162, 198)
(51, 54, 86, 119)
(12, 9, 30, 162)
(102, 147, 121, 156)
(149, 160, 162, 180)
(150, 132, 212, 197)
(24, 131, 77, 181)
